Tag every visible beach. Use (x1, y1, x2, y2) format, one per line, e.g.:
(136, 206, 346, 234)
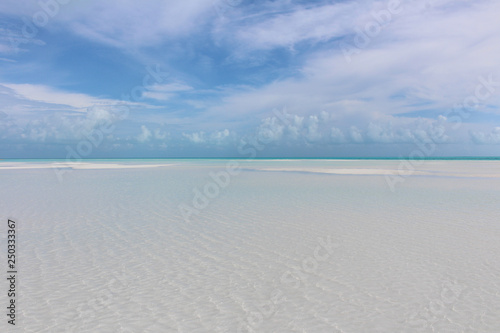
(1, 159, 500, 332)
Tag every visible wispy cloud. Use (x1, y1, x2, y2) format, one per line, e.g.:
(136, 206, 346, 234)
(2, 83, 114, 110)
(1, 0, 500, 157)
(143, 83, 193, 101)
(214, 2, 356, 52)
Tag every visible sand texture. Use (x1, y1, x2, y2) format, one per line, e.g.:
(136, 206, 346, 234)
(1, 159, 499, 332)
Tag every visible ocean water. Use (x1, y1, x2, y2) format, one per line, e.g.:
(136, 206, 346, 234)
(1, 159, 500, 332)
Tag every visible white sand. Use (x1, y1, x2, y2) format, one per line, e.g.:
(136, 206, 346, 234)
(1, 159, 500, 332)
(0, 162, 173, 170)
(243, 159, 500, 178)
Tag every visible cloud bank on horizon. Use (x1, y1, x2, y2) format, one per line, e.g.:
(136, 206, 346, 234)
(1, 0, 500, 158)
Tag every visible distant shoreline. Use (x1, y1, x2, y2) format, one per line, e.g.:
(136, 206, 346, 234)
(1, 157, 500, 161)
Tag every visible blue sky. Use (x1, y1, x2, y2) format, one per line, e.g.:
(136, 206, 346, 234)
(1, 0, 500, 158)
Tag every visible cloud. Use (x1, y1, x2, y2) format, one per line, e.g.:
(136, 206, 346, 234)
(2, 0, 500, 157)
(154, 128, 167, 140)
(202, 0, 500, 136)
(1, 83, 120, 110)
(0, 105, 123, 144)
(217, 2, 355, 52)
(137, 125, 152, 143)
(349, 126, 364, 143)
(143, 83, 193, 101)
(210, 128, 230, 144)
(256, 116, 284, 143)
(59, 0, 216, 49)
(183, 131, 205, 144)
(247, 109, 458, 147)
(254, 110, 355, 145)
(305, 116, 321, 142)
(331, 127, 346, 143)
(0, 26, 45, 54)
(183, 129, 232, 145)
(470, 127, 500, 144)
(150, 83, 193, 92)
(365, 123, 420, 144)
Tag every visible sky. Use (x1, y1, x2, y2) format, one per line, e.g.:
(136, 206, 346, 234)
(1, 0, 500, 158)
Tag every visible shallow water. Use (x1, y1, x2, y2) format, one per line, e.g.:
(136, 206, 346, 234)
(1, 160, 499, 332)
